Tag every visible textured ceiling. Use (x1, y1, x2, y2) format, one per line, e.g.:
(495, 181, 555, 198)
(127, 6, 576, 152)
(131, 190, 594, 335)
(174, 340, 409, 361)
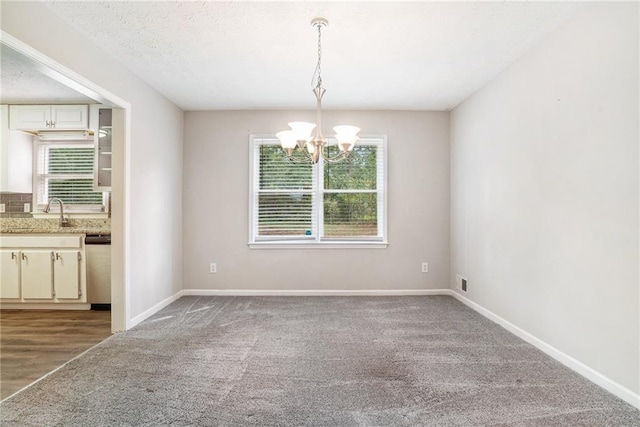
(40, 1, 581, 111)
(0, 44, 95, 104)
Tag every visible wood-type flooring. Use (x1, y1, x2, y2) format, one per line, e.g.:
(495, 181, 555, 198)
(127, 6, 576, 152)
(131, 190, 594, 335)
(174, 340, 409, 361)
(0, 309, 111, 400)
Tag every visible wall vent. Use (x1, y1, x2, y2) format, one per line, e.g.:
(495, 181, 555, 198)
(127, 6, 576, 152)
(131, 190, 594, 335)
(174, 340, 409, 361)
(456, 274, 468, 292)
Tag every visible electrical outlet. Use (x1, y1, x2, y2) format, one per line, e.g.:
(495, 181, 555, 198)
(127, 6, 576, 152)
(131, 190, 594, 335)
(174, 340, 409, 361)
(0, 204, 4, 213)
(209, 263, 217, 274)
(24, 203, 30, 212)
(421, 262, 429, 273)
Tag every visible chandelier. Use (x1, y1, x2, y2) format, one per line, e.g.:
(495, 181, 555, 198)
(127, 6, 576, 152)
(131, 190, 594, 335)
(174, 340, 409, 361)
(276, 18, 360, 164)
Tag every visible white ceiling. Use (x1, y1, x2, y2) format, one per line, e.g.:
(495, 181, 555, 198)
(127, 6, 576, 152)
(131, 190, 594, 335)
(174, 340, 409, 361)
(39, 1, 581, 111)
(0, 44, 95, 104)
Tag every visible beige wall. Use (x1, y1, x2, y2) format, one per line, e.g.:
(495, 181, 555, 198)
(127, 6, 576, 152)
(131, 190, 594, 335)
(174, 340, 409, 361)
(183, 110, 449, 291)
(1, 2, 184, 322)
(450, 2, 639, 393)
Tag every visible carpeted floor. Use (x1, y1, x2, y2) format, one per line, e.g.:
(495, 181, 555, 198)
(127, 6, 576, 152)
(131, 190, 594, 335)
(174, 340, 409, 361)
(1, 296, 638, 426)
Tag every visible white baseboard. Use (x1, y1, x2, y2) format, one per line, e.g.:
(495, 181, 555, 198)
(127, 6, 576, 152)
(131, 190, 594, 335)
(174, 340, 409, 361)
(0, 303, 90, 310)
(180, 288, 451, 296)
(449, 290, 640, 410)
(128, 291, 183, 329)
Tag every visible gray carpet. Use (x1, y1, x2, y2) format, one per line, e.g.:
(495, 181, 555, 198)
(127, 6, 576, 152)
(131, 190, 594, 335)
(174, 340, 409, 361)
(1, 296, 638, 426)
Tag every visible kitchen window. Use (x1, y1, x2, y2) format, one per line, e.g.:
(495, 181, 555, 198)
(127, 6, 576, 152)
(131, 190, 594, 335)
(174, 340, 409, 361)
(249, 135, 387, 248)
(34, 140, 108, 213)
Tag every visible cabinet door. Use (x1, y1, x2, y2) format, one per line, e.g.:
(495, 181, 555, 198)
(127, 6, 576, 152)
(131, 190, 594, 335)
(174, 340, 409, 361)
(21, 250, 54, 299)
(0, 250, 21, 299)
(51, 105, 88, 129)
(9, 105, 50, 130)
(53, 250, 81, 299)
(92, 106, 112, 190)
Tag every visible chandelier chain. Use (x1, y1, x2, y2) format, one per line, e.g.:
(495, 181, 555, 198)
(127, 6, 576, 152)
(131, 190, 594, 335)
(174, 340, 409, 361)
(312, 22, 323, 90)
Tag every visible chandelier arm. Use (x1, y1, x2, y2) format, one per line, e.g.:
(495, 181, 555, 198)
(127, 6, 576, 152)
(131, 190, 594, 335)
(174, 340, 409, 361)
(285, 149, 315, 164)
(285, 154, 313, 164)
(319, 146, 351, 163)
(285, 145, 351, 164)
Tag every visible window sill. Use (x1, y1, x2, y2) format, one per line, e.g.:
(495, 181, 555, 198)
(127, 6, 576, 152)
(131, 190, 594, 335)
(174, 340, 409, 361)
(249, 241, 388, 249)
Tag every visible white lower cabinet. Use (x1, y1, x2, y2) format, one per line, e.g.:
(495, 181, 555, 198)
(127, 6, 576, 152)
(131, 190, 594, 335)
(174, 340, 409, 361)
(21, 250, 54, 299)
(0, 235, 86, 304)
(53, 250, 81, 299)
(0, 250, 21, 299)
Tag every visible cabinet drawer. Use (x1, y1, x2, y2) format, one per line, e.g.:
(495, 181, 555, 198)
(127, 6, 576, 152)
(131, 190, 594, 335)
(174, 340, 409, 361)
(0, 234, 83, 249)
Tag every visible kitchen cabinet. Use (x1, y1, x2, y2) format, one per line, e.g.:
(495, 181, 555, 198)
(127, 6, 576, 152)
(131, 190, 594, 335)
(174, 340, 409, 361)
(0, 250, 20, 299)
(21, 250, 54, 299)
(21, 250, 81, 300)
(91, 105, 112, 190)
(53, 250, 81, 299)
(0, 235, 86, 304)
(9, 105, 89, 130)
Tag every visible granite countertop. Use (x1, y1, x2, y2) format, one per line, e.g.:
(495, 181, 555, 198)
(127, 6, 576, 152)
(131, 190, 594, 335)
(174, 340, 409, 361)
(0, 218, 111, 235)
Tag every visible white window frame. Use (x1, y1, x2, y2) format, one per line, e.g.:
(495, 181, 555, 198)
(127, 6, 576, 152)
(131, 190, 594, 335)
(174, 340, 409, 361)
(33, 139, 109, 214)
(249, 135, 388, 249)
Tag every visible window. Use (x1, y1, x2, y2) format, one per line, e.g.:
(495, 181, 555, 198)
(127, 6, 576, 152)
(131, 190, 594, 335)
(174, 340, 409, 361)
(249, 135, 387, 247)
(34, 141, 108, 213)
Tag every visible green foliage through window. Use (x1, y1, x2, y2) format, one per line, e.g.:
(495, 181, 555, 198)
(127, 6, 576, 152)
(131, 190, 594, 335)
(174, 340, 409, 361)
(324, 146, 377, 190)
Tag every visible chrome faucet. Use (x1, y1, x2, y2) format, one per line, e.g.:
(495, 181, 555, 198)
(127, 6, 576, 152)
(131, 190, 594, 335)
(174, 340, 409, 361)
(44, 198, 70, 227)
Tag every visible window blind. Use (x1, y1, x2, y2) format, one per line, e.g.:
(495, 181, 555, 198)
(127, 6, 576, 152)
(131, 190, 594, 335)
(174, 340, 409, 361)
(322, 143, 384, 239)
(253, 140, 316, 239)
(35, 143, 105, 210)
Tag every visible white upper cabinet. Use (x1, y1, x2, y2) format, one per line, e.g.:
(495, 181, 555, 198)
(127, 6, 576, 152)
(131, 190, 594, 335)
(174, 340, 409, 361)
(9, 105, 49, 129)
(51, 105, 89, 129)
(9, 104, 88, 130)
(90, 105, 112, 190)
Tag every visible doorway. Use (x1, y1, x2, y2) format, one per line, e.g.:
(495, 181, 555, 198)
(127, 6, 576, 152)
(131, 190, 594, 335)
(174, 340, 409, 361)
(0, 33, 130, 400)
(0, 34, 129, 332)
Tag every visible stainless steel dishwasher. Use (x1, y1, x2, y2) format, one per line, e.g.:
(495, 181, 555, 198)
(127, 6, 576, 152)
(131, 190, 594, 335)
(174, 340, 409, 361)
(85, 234, 111, 310)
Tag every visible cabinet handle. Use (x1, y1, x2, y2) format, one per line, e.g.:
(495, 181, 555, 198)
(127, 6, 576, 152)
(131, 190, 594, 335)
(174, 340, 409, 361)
(21, 253, 26, 260)
(51, 121, 56, 128)
(55, 252, 61, 260)
(46, 120, 50, 127)
(11, 252, 17, 260)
